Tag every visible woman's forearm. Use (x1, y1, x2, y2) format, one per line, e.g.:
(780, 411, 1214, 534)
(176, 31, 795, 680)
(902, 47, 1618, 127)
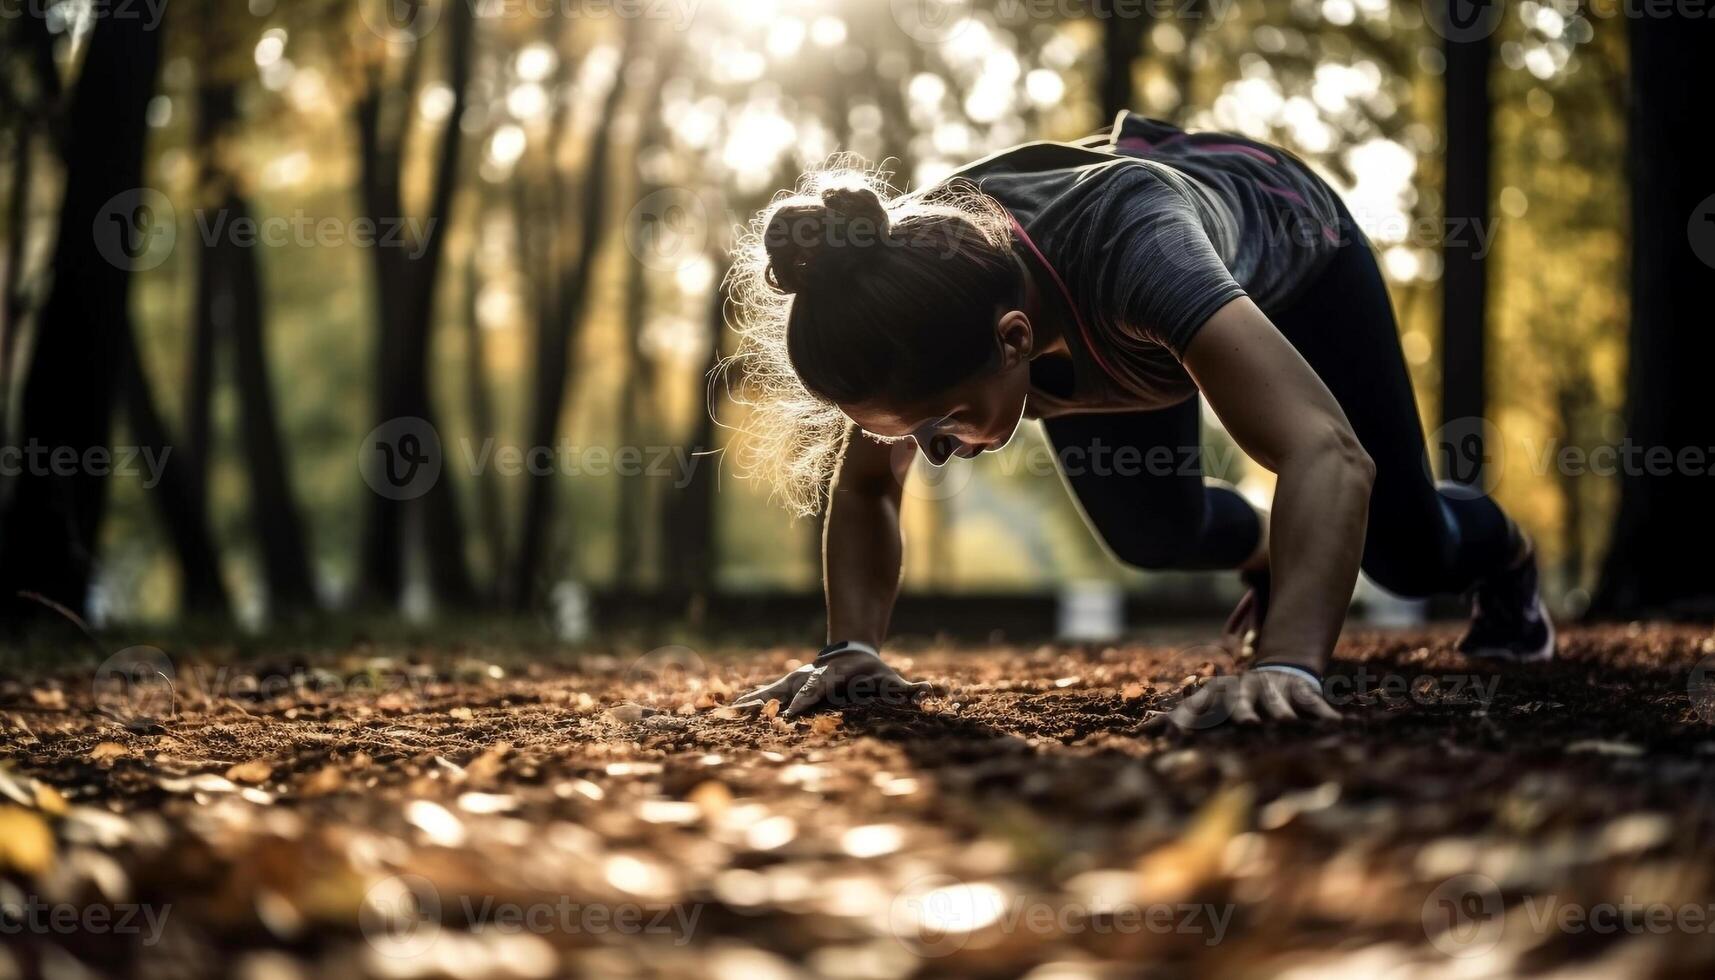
(824, 485, 904, 648)
(1257, 438, 1375, 671)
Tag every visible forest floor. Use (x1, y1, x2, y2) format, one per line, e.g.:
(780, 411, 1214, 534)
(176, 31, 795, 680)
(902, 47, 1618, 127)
(4, 624, 1715, 979)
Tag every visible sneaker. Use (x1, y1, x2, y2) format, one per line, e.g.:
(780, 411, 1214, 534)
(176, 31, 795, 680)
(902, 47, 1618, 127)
(1223, 569, 1270, 659)
(1457, 547, 1556, 663)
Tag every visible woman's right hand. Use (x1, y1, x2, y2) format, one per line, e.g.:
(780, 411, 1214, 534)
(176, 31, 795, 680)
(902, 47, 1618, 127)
(734, 643, 932, 719)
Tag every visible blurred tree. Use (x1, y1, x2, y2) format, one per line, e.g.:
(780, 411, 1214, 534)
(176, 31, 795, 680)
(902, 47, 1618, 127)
(184, 0, 319, 619)
(120, 324, 230, 618)
(509, 19, 641, 608)
(1097, 0, 1150, 121)
(0, 13, 60, 438)
(0, 10, 164, 624)
(353, 0, 478, 610)
(1438, 3, 1494, 488)
(1591, 12, 1715, 617)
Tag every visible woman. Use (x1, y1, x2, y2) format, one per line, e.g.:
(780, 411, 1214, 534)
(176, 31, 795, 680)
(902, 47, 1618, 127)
(727, 113, 1553, 729)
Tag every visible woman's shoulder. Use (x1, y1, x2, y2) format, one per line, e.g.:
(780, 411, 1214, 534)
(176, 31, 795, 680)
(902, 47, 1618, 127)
(940, 140, 1177, 229)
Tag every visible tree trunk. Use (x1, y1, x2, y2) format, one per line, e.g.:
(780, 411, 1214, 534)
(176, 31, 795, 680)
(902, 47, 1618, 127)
(1590, 13, 1715, 617)
(354, 1, 477, 610)
(613, 214, 652, 587)
(661, 280, 725, 604)
(0, 11, 163, 623)
(1438, 26, 1492, 487)
(509, 23, 638, 608)
(1097, 1, 1151, 122)
(120, 327, 230, 618)
(217, 191, 320, 617)
(462, 251, 506, 592)
(0, 12, 59, 431)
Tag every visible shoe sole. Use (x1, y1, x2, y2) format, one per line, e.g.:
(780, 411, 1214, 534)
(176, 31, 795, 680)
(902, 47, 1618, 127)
(1462, 607, 1556, 664)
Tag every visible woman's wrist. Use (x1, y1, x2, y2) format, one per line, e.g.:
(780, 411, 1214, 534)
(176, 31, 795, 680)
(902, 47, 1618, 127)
(818, 639, 880, 661)
(1254, 646, 1329, 675)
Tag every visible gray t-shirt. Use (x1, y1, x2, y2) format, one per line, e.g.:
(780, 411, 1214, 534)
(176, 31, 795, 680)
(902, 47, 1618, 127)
(947, 113, 1343, 416)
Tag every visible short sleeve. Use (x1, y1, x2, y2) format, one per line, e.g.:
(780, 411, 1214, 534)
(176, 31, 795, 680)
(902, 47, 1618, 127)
(1070, 163, 1247, 354)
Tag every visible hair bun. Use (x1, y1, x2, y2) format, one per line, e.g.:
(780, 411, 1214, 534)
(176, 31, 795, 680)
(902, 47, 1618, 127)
(764, 186, 893, 295)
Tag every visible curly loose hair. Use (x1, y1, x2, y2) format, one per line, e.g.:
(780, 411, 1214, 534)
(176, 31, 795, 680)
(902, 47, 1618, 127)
(723, 159, 1020, 516)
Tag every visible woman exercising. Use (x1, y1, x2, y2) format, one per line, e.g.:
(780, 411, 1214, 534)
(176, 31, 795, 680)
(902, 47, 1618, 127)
(728, 113, 1553, 729)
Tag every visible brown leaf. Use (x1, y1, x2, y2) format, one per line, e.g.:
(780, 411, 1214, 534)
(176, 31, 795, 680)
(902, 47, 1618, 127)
(761, 699, 781, 721)
(90, 742, 128, 762)
(30, 688, 66, 710)
(689, 780, 732, 820)
(810, 714, 843, 735)
(300, 767, 345, 797)
(448, 706, 475, 721)
(225, 760, 274, 785)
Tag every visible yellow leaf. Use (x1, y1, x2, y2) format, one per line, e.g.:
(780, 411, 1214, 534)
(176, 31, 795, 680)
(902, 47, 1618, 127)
(90, 742, 128, 762)
(1136, 783, 1254, 903)
(0, 806, 55, 876)
(33, 782, 68, 816)
(226, 760, 274, 784)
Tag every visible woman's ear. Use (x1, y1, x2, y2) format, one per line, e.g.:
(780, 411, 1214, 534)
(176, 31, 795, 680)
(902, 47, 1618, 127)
(996, 310, 1033, 366)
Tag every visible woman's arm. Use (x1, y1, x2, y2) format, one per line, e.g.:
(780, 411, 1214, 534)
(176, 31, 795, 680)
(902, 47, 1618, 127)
(1181, 295, 1375, 673)
(735, 426, 926, 718)
(824, 426, 912, 645)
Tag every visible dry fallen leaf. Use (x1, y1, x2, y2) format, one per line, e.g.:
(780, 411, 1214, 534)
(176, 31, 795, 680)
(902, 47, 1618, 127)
(689, 780, 733, 820)
(761, 699, 780, 721)
(226, 760, 274, 784)
(33, 782, 68, 816)
(0, 806, 55, 876)
(30, 688, 66, 710)
(810, 714, 843, 735)
(90, 742, 128, 762)
(449, 706, 475, 721)
(300, 767, 345, 797)
(1136, 782, 1254, 903)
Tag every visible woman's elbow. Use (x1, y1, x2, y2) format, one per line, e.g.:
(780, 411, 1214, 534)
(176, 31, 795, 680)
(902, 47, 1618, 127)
(1310, 419, 1374, 492)
(1333, 425, 1375, 492)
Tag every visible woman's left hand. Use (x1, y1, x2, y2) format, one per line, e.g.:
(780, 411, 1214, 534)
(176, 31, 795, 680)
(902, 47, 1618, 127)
(1152, 669, 1341, 731)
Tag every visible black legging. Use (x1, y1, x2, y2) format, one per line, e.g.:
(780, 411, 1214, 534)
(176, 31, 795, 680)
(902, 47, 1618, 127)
(1046, 210, 1514, 598)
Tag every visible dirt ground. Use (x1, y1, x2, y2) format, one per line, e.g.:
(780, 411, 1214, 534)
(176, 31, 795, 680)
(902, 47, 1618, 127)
(4, 623, 1715, 979)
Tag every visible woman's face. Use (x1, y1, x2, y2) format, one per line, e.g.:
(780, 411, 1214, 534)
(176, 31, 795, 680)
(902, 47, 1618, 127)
(840, 311, 1035, 466)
